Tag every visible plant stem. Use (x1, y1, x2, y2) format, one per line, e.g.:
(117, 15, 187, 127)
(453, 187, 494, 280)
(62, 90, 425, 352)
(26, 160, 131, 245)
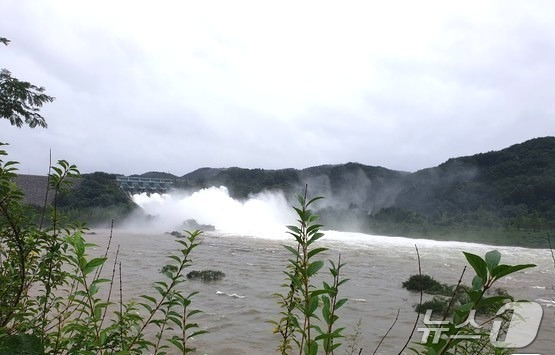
(397, 245, 422, 355)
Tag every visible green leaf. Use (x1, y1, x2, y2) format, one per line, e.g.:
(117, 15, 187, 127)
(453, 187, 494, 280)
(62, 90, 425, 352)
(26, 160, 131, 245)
(83, 257, 107, 275)
(309, 341, 318, 355)
(485, 250, 501, 272)
(307, 232, 325, 246)
(308, 295, 319, 316)
(139, 302, 153, 312)
(322, 297, 330, 323)
(471, 275, 483, 290)
(463, 252, 487, 282)
(140, 295, 157, 304)
(335, 298, 348, 309)
(189, 330, 208, 338)
(306, 196, 324, 207)
(91, 278, 111, 285)
(99, 330, 107, 345)
(283, 244, 301, 258)
(287, 225, 301, 234)
(308, 247, 327, 259)
(89, 284, 99, 297)
(337, 278, 349, 287)
(307, 260, 324, 277)
(479, 295, 511, 309)
(491, 263, 535, 280)
(74, 233, 85, 256)
(169, 338, 184, 351)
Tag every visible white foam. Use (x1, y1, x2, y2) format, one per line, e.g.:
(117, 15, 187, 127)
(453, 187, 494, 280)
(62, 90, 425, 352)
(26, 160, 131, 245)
(535, 298, 555, 307)
(128, 186, 543, 254)
(216, 290, 246, 299)
(351, 298, 367, 302)
(130, 186, 294, 236)
(320, 230, 540, 254)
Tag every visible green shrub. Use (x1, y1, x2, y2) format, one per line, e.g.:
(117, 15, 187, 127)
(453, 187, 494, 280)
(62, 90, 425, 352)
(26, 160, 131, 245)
(413, 250, 535, 354)
(0, 146, 206, 354)
(402, 274, 452, 296)
(415, 296, 449, 314)
(270, 189, 348, 355)
(186, 270, 226, 282)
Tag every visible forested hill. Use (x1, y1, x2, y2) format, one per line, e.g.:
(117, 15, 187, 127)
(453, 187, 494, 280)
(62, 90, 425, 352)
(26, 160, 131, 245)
(164, 136, 555, 245)
(366, 136, 555, 243)
(16, 137, 555, 246)
(394, 136, 555, 218)
(171, 137, 554, 219)
(175, 163, 408, 205)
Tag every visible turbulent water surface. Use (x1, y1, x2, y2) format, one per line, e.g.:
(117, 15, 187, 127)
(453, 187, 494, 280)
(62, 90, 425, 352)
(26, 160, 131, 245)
(86, 228, 555, 354)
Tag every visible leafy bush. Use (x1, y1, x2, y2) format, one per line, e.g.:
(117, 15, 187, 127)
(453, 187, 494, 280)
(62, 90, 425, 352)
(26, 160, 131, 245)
(57, 172, 135, 209)
(186, 270, 226, 282)
(415, 296, 450, 314)
(412, 250, 535, 354)
(0, 145, 206, 354)
(402, 274, 452, 295)
(270, 190, 348, 355)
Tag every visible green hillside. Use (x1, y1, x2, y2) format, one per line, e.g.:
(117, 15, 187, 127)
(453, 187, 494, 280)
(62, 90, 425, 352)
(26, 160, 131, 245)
(16, 137, 555, 246)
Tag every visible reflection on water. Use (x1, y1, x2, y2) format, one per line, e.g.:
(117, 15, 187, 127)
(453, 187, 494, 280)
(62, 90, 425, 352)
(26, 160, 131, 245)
(86, 229, 555, 354)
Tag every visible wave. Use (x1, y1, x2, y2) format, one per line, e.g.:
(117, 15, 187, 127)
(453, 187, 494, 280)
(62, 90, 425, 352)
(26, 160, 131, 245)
(216, 290, 246, 299)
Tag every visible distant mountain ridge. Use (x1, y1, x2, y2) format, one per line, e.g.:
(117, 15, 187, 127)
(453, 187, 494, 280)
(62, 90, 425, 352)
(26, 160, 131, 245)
(15, 136, 555, 246)
(394, 136, 555, 217)
(133, 136, 555, 237)
(135, 136, 555, 212)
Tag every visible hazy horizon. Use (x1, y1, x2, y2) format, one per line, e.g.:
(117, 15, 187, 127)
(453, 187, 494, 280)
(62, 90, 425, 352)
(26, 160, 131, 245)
(10, 135, 553, 177)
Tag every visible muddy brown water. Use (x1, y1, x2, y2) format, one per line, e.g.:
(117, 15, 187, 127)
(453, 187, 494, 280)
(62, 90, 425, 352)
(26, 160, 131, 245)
(85, 229, 555, 354)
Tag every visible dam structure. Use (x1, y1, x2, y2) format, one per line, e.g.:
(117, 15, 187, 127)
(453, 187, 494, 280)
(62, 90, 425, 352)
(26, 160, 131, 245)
(116, 176, 174, 195)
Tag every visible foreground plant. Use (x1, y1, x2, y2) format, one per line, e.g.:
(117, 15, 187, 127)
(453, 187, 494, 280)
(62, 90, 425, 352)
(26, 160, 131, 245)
(271, 188, 348, 355)
(412, 250, 536, 355)
(0, 143, 205, 354)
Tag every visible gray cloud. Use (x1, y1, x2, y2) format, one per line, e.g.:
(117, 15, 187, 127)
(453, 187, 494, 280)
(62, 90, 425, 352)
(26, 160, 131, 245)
(1, 1, 554, 175)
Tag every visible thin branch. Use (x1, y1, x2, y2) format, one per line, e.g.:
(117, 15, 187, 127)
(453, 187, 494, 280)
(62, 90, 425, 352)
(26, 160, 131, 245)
(119, 261, 123, 347)
(39, 149, 51, 230)
(326, 253, 342, 355)
(442, 266, 467, 321)
(548, 233, 555, 271)
(94, 220, 114, 281)
(397, 244, 422, 355)
(373, 308, 400, 355)
(99, 244, 120, 330)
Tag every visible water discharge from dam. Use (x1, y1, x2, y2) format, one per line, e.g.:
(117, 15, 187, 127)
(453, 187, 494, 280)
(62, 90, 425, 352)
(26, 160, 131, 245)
(102, 188, 555, 354)
(128, 187, 294, 237)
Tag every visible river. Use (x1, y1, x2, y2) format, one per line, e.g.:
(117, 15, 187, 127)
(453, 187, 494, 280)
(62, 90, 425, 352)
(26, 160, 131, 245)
(85, 228, 555, 354)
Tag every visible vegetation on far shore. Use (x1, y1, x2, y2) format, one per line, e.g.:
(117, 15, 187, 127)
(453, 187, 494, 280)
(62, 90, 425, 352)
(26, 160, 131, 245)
(14, 138, 555, 247)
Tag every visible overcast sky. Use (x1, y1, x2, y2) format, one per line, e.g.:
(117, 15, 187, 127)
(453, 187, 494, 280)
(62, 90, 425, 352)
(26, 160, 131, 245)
(1, 1, 554, 176)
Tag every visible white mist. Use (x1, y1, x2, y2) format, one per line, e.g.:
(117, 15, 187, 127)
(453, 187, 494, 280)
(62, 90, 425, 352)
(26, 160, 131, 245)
(128, 186, 295, 237)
